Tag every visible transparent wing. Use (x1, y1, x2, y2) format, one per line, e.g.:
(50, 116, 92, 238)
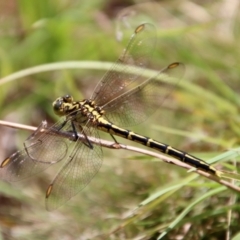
(45, 122, 103, 211)
(91, 23, 157, 106)
(0, 120, 76, 182)
(103, 62, 185, 127)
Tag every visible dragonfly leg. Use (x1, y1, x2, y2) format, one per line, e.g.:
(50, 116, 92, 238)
(70, 121, 79, 141)
(75, 123, 94, 149)
(109, 134, 122, 149)
(110, 134, 119, 144)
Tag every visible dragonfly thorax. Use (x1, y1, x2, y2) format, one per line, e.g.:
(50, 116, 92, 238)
(53, 95, 105, 123)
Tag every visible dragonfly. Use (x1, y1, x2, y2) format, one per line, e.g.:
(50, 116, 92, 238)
(0, 23, 223, 211)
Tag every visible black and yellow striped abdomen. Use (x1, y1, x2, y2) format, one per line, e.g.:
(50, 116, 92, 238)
(97, 118, 217, 175)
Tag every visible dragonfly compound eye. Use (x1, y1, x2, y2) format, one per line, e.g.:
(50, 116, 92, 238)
(63, 95, 73, 103)
(52, 98, 65, 115)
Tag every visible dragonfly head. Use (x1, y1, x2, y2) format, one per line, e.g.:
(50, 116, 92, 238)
(52, 94, 74, 116)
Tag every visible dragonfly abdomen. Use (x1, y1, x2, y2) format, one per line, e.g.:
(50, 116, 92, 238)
(98, 120, 217, 175)
(147, 139, 217, 175)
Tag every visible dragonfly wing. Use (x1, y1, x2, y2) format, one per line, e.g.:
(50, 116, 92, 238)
(91, 23, 157, 106)
(103, 62, 185, 127)
(0, 120, 75, 182)
(45, 124, 103, 211)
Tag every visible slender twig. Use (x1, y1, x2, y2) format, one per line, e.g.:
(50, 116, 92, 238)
(0, 119, 240, 193)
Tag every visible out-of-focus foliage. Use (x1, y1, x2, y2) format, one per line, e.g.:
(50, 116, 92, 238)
(0, 1, 240, 239)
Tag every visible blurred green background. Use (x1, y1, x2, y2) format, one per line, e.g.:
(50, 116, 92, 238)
(1, 0, 240, 239)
